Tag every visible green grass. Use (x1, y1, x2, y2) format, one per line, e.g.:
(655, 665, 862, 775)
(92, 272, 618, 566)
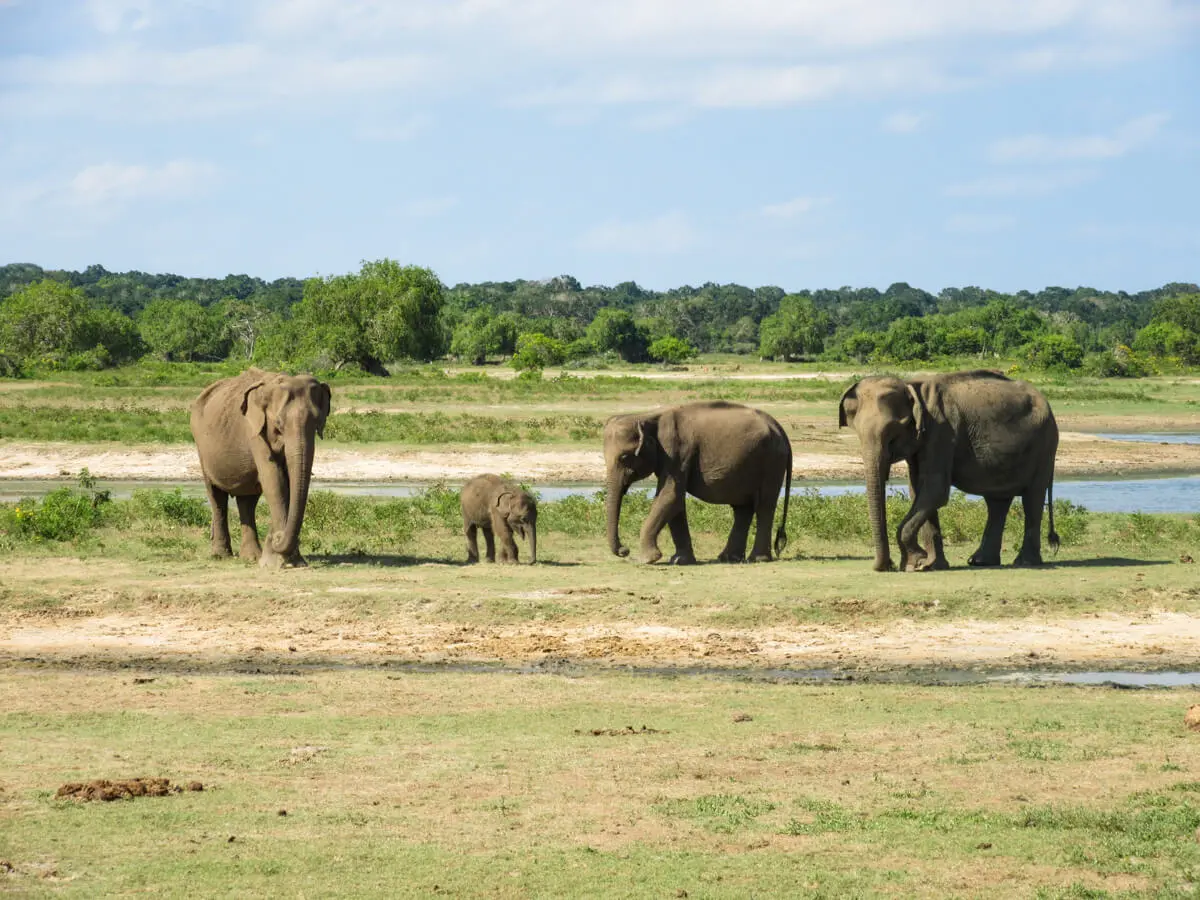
(2, 671, 1199, 897)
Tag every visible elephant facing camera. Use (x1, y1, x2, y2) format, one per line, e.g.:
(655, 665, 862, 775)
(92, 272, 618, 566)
(461, 474, 538, 565)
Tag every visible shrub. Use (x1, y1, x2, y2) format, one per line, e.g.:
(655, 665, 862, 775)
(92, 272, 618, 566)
(648, 336, 698, 365)
(511, 333, 567, 371)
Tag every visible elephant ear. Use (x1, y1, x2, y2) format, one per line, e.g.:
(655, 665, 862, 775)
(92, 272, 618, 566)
(838, 382, 860, 428)
(905, 382, 927, 439)
(495, 491, 513, 512)
(634, 420, 647, 456)
(315, 382, 332, 439)
(240, 380, 269, 436)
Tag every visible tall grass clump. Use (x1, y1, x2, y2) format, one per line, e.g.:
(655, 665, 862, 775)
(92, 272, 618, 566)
(0, 472, 113, 545)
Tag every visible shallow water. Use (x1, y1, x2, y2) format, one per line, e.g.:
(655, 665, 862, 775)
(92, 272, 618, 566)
(1094, 433, 1200, 445)
(6, 474, 1200, 513)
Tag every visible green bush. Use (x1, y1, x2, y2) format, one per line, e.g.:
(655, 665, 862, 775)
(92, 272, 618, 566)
(126, 489, 210, 527)
(0, 488, 109, 542)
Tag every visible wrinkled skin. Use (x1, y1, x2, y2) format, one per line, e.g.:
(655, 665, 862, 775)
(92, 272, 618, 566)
(838, 370, 1059, 573)
(460, 473, 538, 564)
(604, 401, 792, 565)
(190, 368, 331, 569)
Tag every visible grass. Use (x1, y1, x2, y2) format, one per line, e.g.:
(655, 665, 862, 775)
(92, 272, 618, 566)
(0, 483, 1197, 628)
(2, 670, 1200, 897)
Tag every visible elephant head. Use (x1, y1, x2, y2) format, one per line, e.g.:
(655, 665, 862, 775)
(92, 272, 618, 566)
(602, 413, 659, 557)
(242, 373, 332, 564)
(838, 376, 925, 572)
(497, 490, 537, 564)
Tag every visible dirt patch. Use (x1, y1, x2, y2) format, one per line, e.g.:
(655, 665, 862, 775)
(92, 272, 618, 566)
(3, 429, 1199, 484)
(55, 778, 203, 802)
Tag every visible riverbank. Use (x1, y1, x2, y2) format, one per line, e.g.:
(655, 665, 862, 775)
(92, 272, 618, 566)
(3, 428, 1199, 483)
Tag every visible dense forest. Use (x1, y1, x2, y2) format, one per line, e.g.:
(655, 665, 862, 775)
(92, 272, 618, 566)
(0, 261, 1197, 377)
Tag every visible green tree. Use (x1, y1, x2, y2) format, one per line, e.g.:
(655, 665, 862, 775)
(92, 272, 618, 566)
(138, 299, 228, 362)
(586, 308, 648, 362)
(1150, 293, 1200, 335)
(1024, 333, 1084, 370)
(510, 332, 567, 371)
(1133, 321, 1200, 362)
(838, 331, 878, 363)
(294, 259, 445, 374)
(647, 336, 698, 365)
(214, 296, 277, 360)
(0, 279, 143, 369)
(758, 295, 828, 360)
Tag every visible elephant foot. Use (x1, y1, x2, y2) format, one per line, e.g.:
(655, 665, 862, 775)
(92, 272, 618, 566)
(668, 553, 697, 566)
(716, 550, 746, 563)
(639, 548, 663, 565)
(210, 545, 233, 560)
(259, 549, 307, 570)
(873, 558, 896, 573)
(748, 551, 773, 563)
(913, 556, 950, 572)
(239, 545, 262, 563)
(614, 546, 630, 558)
(1011, 553, 1044, 568)
(967, 554, 1001, 567)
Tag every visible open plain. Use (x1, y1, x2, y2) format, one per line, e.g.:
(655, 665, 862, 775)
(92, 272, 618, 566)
(3, 364, 1200, 897)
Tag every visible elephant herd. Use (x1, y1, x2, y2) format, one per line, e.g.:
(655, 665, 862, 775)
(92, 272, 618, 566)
(189, 367, 1060, 572)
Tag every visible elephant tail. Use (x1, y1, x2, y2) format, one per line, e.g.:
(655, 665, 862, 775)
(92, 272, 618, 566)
(774, 442, 792, 558)
(1047, 477, 1061, 554)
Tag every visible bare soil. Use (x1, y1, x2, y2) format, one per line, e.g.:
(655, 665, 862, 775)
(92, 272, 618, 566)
(5, 609, 1200, 673)
(2, 428, 1197, 483)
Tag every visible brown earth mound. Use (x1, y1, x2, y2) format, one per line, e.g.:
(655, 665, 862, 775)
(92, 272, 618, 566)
(576, 725, 667, 737)
(55, 778, 203, 801)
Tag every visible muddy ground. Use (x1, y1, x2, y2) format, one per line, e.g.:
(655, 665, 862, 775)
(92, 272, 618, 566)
(2, 428, 1198, 483)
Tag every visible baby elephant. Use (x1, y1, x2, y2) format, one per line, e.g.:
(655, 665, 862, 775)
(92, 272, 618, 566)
(460, 474, 538, 564)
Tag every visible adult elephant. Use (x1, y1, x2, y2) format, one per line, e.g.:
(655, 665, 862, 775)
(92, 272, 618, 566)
(603, 401, 792, 564)
(838, 370, 1059, 572)
(190, 368, 331, 568)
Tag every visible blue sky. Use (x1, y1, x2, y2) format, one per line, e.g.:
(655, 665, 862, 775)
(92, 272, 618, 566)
(1, 0, 1197, 292)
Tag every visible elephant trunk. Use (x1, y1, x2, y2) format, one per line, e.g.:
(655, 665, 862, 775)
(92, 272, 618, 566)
(606, 472, 630, 558)
(865, 456, 893, 572)
(272, 432, 314, 558)
(527, 522, 537, 565)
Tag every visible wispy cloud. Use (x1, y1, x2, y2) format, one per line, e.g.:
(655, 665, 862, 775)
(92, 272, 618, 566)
(760, 196, 831, 220)
(988, 113, 1169, 163)
(578, 212, 698, 254)
(881, 110, 927, 133)
(944, 169, 1098, 197)
(68, 159, 219, 206)
(946, 213, 1017, 234)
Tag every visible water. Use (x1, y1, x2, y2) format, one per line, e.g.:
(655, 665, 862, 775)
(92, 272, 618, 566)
(5, 474, 1200, 513)
(1095, 433, 1200, 445)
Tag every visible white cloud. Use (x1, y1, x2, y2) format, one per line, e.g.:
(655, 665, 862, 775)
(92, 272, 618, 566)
(944, 169, 1097, 197)
(988, 113, 1170, 163)
(400, 195, 459, 218)
(68, 159, 219, 206)
(4, 0, 1194, 121)
(356, 114, 432, 143)
(946, 213, 1017, 234)
(578, 212, 698, 254)
(760, 196, 831, 219)
(882, 110, 927, 133)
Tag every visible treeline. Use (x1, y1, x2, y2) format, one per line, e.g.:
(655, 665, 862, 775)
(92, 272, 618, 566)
(0, 261, 1197, 377)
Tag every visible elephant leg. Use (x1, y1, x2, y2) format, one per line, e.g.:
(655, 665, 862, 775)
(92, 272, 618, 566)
(666, 511, 696, 565)
(253, 453, 301, 569)
(968, 497, 1012, 567)
(495, 519, 519, 565)
(465, 523, 480, 563)
(639, 479, 686, 564)
(235, 494, 262, 562)
(1013, 489, 1046, 566)
(718, 505, 753, 563)
(204, 480, 232, 558)
(749, 495, 780, 562)
(897, 475, 950, 572)
(920, 510, 949, 570)
(483, 527, 496, 563)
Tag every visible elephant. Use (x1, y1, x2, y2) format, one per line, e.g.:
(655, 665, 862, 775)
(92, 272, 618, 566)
(603, 400, 792, 564)
(460, 474, 537, 564)
(838, 370, 1059, 573)
(190, 368, 331, 568)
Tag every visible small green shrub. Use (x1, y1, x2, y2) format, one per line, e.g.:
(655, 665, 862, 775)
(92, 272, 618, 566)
(126, 489, 210, 527)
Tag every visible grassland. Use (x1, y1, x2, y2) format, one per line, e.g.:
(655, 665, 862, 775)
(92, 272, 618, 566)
(3, 669, 1200, 897)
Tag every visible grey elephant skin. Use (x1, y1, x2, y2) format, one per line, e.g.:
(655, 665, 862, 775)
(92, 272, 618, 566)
(460, 474, 537, 564)
(838, 370, 1059, 572)
(603, 400, 792, 564)
(190, 368, 331, 568)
